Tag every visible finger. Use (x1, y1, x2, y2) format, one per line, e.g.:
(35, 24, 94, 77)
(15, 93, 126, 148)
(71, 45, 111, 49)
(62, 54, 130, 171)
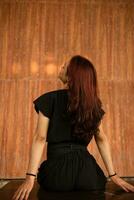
(131, 185, 134, 192)
(12, 188, 21, 200)
(126, 184, 134, 192)
(14, 188, 23, 200)
(24, 190, 30, 200)
(121, 185, 129, 192)
(12, 192, 17, 199)
(122, 182, 134, 192)
(19, 189, 27, 200)
(12, 185, 25, 199)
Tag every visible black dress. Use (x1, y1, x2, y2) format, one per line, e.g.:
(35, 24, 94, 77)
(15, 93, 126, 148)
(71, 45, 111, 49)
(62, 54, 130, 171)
(33, 89, 107, 192)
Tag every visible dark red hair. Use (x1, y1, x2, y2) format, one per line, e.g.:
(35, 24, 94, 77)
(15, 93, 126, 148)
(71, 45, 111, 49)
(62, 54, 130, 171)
(66, 55, 105, 145)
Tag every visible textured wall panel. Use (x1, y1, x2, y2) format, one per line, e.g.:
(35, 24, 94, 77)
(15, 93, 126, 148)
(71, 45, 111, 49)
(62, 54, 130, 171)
(0, 0, 134, 178)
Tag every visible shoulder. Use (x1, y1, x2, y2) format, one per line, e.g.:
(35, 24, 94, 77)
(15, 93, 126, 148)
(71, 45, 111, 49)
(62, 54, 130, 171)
(44, 89, 66, 94)
(33, 89, 63, 118)
(43, 89, 63, 95)
(38, 89, 65, 98)
(33, 89, 64, 102)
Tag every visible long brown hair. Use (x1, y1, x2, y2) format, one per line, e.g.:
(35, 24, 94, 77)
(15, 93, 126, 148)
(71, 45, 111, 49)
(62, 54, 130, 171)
(66, 55, 105, 145)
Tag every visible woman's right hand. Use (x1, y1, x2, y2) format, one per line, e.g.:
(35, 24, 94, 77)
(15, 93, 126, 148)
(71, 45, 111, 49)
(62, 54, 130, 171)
(110, 175, 134, 192)
(12, 177, 35, 200)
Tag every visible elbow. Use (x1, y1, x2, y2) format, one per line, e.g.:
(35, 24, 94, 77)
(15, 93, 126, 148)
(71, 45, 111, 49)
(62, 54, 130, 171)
(94, 124, 108, 143)
(94, 133, 108, 143)
(34, 135, 46, 143)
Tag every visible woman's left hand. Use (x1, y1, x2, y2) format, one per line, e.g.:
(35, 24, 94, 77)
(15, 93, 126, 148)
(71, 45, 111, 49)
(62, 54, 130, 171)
(110, 175, 134, 192)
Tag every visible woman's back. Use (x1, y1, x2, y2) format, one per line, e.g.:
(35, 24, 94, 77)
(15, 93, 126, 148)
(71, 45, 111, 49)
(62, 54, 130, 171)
(33, 89, 107, 192)
(33, 89, 88, 146)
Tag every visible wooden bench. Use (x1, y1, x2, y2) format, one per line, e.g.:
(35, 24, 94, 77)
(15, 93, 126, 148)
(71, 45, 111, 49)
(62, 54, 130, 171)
(0, 179, 134, 200)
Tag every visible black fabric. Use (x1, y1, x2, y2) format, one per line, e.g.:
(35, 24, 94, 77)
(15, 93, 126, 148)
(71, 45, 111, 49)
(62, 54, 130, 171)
(37, 142, 107, 192)
(33, 91, 54, 119)
(33, 89, 105, 145)
(33, 89, 85, 144)
(33, 89, 107, 191)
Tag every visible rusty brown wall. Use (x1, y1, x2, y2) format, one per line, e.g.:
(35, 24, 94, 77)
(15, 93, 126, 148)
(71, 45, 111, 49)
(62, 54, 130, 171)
(0, 0, 134, 178)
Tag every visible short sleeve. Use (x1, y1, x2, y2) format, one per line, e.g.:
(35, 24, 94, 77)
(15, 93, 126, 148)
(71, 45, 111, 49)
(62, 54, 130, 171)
(33, 92, 54, 119)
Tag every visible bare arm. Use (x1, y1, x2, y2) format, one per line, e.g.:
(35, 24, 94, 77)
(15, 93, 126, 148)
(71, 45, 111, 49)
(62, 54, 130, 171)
(26, 111, 50, 181)
(91, 123, 134, 192)
(93, 124, 115, 175)
(12, 111, 50, 200)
